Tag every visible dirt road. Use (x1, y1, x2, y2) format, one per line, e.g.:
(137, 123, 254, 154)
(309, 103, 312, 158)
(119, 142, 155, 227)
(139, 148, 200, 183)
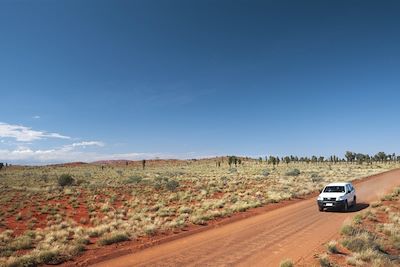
(92, 169, 400, 267)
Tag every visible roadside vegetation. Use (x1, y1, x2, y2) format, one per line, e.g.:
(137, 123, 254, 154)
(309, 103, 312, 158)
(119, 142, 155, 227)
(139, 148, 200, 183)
(316, 186, 400, 267)
(0, 152, 398, 266)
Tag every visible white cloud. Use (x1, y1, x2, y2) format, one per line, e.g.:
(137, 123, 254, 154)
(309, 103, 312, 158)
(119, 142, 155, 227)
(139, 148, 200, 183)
(71, 141, 104, 147)
(0, 147, 167, 164)
(0, 122, 70, 142)
(60, 141, 105, 152)
(33, 115, 40, 119)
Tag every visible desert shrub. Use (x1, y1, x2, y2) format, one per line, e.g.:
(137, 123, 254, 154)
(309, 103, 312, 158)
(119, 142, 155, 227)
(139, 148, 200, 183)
(37, 250, 65, 264)
(144, 225, 157, 235)
(340, 224, 356, 236)
(285, 169, 300, 176)
(310, 173, 323, 182)
(98, 232, 129, 245)
(58, 174, 74, 187)
(352, 214, 363, 225)
(262, 169, 270, 177)
(70, 244, 86, 256)
(178, 206, 192, 214)
(126, 175, 142, 184)
(279, 259, 293, 267)
(342, 232, 381, 253)
(326, 240, 339, 254)
(10, 235, 33, 250)
(166, 180, 179, 192)
(319, 253, 332, 267)
(229, 168, 237, 173)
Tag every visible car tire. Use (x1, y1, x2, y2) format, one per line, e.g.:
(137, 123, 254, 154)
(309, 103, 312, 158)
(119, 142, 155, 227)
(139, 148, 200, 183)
(343, 200, 348, 212)
(318, 206, 323, 212)
(352, 196, 356, 207)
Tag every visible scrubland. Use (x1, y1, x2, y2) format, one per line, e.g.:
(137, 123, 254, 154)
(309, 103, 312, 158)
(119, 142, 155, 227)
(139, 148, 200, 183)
(0, 159, 397, 266)
(316, 186, 400, 267)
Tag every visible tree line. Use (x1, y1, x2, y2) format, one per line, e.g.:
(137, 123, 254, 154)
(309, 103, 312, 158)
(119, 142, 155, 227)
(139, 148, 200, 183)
(215, 151, 400, 167)
(263, 152, 399, 165)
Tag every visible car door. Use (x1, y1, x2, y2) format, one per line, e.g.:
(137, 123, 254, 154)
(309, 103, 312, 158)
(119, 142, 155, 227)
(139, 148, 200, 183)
(350, 184, 355, 203)
(347, 184, 354, 204)
(345, 185, 351, 203)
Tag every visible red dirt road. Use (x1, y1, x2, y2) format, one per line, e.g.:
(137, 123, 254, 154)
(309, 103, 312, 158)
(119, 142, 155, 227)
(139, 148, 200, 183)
(92, 169, 400, 267)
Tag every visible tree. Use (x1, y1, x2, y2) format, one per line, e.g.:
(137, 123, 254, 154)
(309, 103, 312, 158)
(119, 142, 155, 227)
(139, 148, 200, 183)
(142, 159, 146, 170)
(228, 156, 235, 167)
(345, 151, 356, 163)
(355, 153, 367, 164)
(0, 163, 3, 171)
(284, 156, 291, 165)
(375, 152, 387, 163)
(311, 156, 318, 163)
(268, 156, 277, 166)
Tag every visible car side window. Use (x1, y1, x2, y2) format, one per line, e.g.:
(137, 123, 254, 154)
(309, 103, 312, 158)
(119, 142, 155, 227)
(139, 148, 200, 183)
(346, 185, 351, 193)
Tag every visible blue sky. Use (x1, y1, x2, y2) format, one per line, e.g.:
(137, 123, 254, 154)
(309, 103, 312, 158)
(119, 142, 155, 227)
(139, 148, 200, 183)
(1, 0, 400, 164)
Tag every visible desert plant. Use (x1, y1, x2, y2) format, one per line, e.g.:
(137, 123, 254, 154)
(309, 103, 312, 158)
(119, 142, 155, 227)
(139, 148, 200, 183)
(279, 259, 294, 267)
(285, 169, 300, 176)
(326, 240, 339, 254)
(58, 174, 74, 187)
(166, 180, 179, 192)
(98, 232, 130, 245)
(319, 253, 333, 267)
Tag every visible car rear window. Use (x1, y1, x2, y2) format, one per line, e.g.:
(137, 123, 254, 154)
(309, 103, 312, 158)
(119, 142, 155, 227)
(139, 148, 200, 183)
(323, 186, 345, 193)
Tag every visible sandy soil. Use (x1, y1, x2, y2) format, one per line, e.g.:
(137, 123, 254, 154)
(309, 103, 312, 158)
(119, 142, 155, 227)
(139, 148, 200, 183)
(81, 169, 400, 267)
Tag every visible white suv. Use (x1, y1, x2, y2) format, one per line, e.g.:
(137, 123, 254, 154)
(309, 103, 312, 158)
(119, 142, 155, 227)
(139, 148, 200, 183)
(317, 182, 356, 212)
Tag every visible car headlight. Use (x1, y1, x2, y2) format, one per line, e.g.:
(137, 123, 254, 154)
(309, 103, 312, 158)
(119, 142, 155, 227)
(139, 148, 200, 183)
(317, 195, 323, 200)
(337, 196, 345, 201)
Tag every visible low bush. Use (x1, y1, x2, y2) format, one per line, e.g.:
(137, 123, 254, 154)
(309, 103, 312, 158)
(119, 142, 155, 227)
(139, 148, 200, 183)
(98, 232, 130, 246)
(126, 175, 142, 184)
(340, 224, 356, 236)
(285, 169, 300, 176)
(326, 240, 338, 254)
(58, 174, 74, 187)
(319, 253, 332, 267)
(279, 259, 293, 267)
(166, 180, 179, 192)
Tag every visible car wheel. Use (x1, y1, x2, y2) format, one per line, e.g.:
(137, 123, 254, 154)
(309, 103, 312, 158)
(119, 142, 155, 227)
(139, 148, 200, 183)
(353, 196, 356, 207)
(318, 206, 323, 212)
(344, 201, 348, 212)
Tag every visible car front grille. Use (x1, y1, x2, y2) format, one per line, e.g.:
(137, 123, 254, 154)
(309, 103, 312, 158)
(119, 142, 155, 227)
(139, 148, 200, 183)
(323, 197, 336, 201)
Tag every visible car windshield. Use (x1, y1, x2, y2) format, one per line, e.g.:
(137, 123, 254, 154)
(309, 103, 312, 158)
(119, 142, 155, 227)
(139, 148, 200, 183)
(323, 186, 345, 193)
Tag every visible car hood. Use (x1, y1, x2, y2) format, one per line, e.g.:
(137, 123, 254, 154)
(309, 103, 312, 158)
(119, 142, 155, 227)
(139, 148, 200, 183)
(318, 192, 345, 199)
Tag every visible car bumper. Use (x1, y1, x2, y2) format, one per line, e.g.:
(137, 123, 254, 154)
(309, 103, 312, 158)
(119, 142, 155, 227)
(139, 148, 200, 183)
(317, 200, 346, 209)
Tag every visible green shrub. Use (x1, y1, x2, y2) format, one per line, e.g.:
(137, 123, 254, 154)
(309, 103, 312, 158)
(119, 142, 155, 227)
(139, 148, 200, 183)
(340, 224, 356, 236)
(262, 169, 270, 177)
(319, 254, 332, 267)
(98, 233, 130, 245)
(37, 250, 64, 264)
(285, 169, 300, 176)
(58, 174, 74, 187)
(10, 235, 33, 250)
(126, 175, 142, 184)
(166, 180, 179, 192)
(326, 240, 339, 254)
(279, 259, 294, 267)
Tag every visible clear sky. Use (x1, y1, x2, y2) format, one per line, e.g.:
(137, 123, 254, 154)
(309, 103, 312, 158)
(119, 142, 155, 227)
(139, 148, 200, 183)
(1, 0, 399, 164)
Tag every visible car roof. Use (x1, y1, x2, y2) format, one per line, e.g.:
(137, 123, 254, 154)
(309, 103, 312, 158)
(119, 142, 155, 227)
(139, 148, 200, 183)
(325, 182, 351, 187)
